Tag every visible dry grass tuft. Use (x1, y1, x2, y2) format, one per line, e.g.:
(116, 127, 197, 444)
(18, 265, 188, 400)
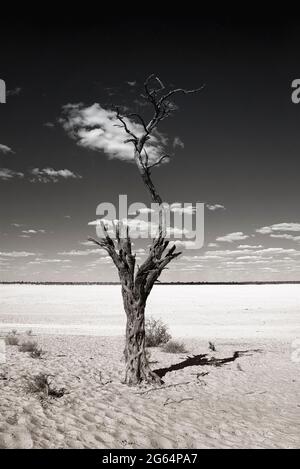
(162, 340, 187, 354)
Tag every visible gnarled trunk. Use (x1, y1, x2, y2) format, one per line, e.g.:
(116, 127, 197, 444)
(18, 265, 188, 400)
(122, 287, 161, 385)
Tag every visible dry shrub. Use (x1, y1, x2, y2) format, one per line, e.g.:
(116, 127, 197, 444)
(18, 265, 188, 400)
(145, 317, 171, 347)
(162, 340, 187, 354)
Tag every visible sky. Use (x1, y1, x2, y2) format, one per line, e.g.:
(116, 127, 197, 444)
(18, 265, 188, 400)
(1, 13, 300, 282)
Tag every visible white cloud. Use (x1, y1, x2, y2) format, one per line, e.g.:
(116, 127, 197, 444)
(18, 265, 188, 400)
(0, 251, 36, 258)
(257, 223, 300, 234)
(172, 240, 198, 249)
(238, 245, 263, 249)
(270, 233, 300, 241)
(126, 81, 137, 87)
(30, 167, 82, 183)
(256, 223, 300, 242)
(216, 232, 249, 243)
(61, 103, 168, 165)
(0, 144, 14, 154)
(58, 249, 104, 256)
(29, 258, 71, 265)
(21, 229, 46, 235)
(128, 207, 155, 216)
(170, 204, 195, 215)
(0, 168, 24, 180)
(206, 204, 225, 211)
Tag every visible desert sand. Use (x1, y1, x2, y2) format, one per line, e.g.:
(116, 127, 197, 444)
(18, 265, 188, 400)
(0, 285, 300, 449)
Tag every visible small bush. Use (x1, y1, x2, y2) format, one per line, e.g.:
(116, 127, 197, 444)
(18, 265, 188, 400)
(162, 340, 187, 354)
(28, 373, 66, 398)
(145, 317, 171, 347)
(5, 331, 19, 346)
(26, 329, 33, 336)
(19, 340, 45, 358)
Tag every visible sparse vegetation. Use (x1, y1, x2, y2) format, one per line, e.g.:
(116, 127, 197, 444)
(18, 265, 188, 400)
(19, 340, 38, 353)
(145, 318, 171, 347)
(19, 340, 45, 358)
(26, 329, 33, 336)
(27, 373, 66, 398)
(162, 340, 187, 354)
(5, 330, 19, 346)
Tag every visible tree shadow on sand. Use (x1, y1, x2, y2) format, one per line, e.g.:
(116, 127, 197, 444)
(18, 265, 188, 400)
(154, 349, 262, 379)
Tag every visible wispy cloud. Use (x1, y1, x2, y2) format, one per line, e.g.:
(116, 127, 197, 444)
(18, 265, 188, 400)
(256, 222, 300, 242)
(30, 168, 82, 183)
(0, 168, 24, 180)
(0, 251, 36, 258)
(61, 103, 168, 165)
(0, 144, 14, 154)
(28, 258, 71, 265)
(257, 223, 300, 234)
(206, 204, 225, 211)
(58, 249, 104, 256)
(216, 232, 249, 243)
(126, 81, 137, 87)
(21, 229, 46, 236)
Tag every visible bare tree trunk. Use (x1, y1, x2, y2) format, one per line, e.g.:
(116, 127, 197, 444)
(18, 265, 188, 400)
(122, 288, 160, 385)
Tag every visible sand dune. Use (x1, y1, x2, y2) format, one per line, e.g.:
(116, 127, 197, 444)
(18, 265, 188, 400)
(0, 334, 299, 449)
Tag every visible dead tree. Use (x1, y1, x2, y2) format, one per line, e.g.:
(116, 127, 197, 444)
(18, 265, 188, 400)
(90, 75, 203, 385)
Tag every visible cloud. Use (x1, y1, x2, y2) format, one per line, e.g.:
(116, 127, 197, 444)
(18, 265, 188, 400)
(0, 168, 24, 180)
(257, 223, 300, 234)
(21, 229, 46, 235)
(206, 204, 225, 211)
(28, 258, 71, 265)
(30, 168, 82, 183)
(0, 144, 14, 154)
(0, 251, 36, 257)
(126, 81, 137, 87)
(256, 222, 300, 242)
(173, 136, 184, 149)
(216, 232, 249, 243)
(44, 122, 55, 128)
(61, 103, 168, 164)
(238, 245, 263, 249)
(58, 249, 104, 256)
(270, 233, 300, 241)
(128, 207, 155, 216)
(172, 240, 198, 249)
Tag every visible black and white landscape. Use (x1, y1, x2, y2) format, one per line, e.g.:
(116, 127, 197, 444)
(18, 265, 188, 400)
(0, 12, 300, 450)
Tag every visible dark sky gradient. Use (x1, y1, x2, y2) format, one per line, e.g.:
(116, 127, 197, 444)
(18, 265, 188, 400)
(1, 14, 300, 281)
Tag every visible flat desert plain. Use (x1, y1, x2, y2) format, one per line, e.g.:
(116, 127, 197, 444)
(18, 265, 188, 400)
(0, 284, 300, 449)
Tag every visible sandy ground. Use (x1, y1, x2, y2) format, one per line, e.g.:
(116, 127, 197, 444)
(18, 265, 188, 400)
(0, 334, 299, 449)
(1, 284, 300, 339)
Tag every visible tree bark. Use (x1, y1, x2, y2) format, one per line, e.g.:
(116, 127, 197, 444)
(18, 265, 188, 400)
(122, 288, 161, 385)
